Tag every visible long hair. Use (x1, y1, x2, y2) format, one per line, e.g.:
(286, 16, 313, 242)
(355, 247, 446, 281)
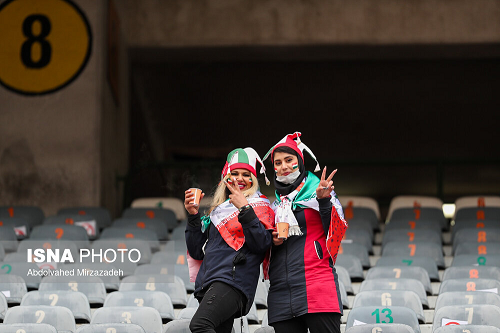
(208, 173, 259, 214)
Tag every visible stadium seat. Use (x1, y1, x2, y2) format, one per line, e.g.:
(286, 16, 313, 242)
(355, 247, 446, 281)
(0, 274, 27, 304)
(29, 225, 89, 249)
(439, 278, 500, 294)
(169, 224, 187, 241)
(254, 278, 268, 309)
(177, 307, 196, 320)
(57, 207, 112, 229)
(0, 227, 18, 252)
(233, 316, 250, 333)
(451, 219, 500, 243)
(387, 195, 443, 218)
(0, 262, 42, 290)
(453, 228, 500, 254)
(342, 229, 373, 254)
(336, 254, 365, 281)
(345, 305, 421, 333)
(122, 207, 179, 231)
(186, 294, 199, 308)
(343, 219, 373, 239)
(338, 196, 381, 220)
(59, 263, 120, 291)
(131, 197, 187, 221)
(455, 207, 500, 222)
(38, 276, 106, 307)
(358, 278, 428, 308)
(341, 202, 380, 231)
(91, 306, 163, 333)
(381, 229, 442, 248)
(0, 206, 44, 228)
(339, 243, 370, 269)
(454, 242, 500, 256)
(43, 214, 99, 240)
(375, 256, 440, 281)
(365, 266, 432, 295)
(433, 325, 500, 333)
(352, 290, 424, 323)
(390, 207, 447, 230)
(99, 227, 160, 252)
(0, 291, 8, 321)
(382, 241, 445, 269)
(442, 266, 500, 281)
(451, 254, 500, 268)
(0, 217, 30, 240)
(112, 217, 169, 240)
(432, 304, 500, 331)
(435, 291, 500, 311)
(384, 219, 442, 233)
(345, 323, 415, 333)
(338, 280, 349, 309)
(4, 305, 76, 333)
(246, 302, 259, 324)
(104, 290, 175, 323)
(119, 274, 187, 308)
(336, 265, 353, 295)
(21, 290, 91, 323)
(254, 327, 275, 333)
(90, 239, 151, 266)
(76, 323, 146, 333)
(134, 262, 194, 293)
(261, 310, 269, 327)
(0, 324, 58, 333)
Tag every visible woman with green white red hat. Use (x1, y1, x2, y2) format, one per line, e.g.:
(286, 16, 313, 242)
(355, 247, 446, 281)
(263, 132, 348, 333)
(184, 147, 275, 333)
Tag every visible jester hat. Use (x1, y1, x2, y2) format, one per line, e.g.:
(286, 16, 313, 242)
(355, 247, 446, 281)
(221, 148, 270, 185)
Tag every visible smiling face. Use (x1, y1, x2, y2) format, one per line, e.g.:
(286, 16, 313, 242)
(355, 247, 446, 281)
(273, 151, 299, 177)
(228, 168, 253, 191)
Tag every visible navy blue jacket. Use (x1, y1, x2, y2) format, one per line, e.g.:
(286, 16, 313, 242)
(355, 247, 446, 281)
(185, 207, 273, 314)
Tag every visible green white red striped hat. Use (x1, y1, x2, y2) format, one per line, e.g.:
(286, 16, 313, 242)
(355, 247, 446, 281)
(263, 132, 321, 172)
(221, 148, 270, 185)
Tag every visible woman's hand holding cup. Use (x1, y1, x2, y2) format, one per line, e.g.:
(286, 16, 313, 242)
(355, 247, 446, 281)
(184, 188, 204, 215)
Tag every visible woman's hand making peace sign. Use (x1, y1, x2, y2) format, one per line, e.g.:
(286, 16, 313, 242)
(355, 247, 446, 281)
(225, 177, 249, 209)
(316, 167, 337, 199)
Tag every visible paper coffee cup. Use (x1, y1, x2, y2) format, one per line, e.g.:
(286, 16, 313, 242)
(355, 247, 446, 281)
(189, 188, 202, 206)
(276, 222, 289, 239)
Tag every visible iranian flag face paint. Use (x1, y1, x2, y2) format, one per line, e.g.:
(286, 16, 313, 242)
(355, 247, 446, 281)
(292, 163, 298, 171)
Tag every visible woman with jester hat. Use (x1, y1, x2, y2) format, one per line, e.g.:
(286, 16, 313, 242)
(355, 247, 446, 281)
(184, 147, 275, 333)
(263, 132, 348, 333)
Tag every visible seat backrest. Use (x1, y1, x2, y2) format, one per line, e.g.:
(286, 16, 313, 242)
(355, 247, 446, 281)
(99, 227, 159, 252)
(338, 196, 381, 220)
(0, 206, 45, 228)
(336, 254, 364, 281)
(451, 254, 500, 268)
(59, 263, 121, 291)
(433, 324, 500, 333)
(0, 217, 30, 239)
(390, 207, 446, 228)
(0, 323, 58, 333)
(454, 196, 500, 215)
(43, 214, 99, 240)
(4, 305, 76, 333)
(365, 266, 432, 295)
(0, 227, 19, 252)
(335, 265, 353, 294)
(435, 291, 500, 311)
(57, 207, 112, 229)
(384, 219, 442, 233)
(339, 242, 370, 269)
(29, 225, 89, 248)
(439, 278, 500, 294)
(0, 291, 8, 319)
(345, 323, 415, 333)
(122, 207, 178, 230)
(177, 307, 196, 320)
(451, 219, 500, 243)
(0, 262, 42, 289)
(90, 239, 152, 265)
(0, 274, 27, 304)
(346, 305, 421, 333)
(103, 290, 175, 322)
(343, 228, 373, 253)
(119, 274, 187, 307)
(91, 306, 163, 333)
(131, 197, 187, 221)
(382, 241, 444, 269)
(432, 304, 500, 331)
(455, 207, 500, 222)
(76, 323, 146, 333)
(442, 266, 500, 281)
(112, 218, 169, 240)
(359, 278, 428, 308)
(455, 241, 500, 256)
(387, 196, 443, 221)
(21, 290, 91, 322)
(375, 256, 439, 281)
(39, 275, 106, 305)
(163, 319, 193, 333)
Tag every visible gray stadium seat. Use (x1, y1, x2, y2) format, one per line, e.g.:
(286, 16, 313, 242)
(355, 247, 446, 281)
(390, 207, 447, 230)
(88, 239, 144, 274)
(0, 324, 58, 333)
(0, 274, 27, 304)
(352, 290, 425, 323)
(261, 310, 268, 327)
(43, 214, 100, 240)
(246, 302, 259, 324)
(451, 219, 500, 242)
(131, 197, 187, 222)
(119, 274, 187, 308)
(4, 305, 76, 333)
(254, 327, 275, 333)
(345, 323, 415, 333)
(0, 262, 41, 290)
(104, 290, 175, 323)
(112, 217, 169, 240)
(57, 207, 112, 229)
(0, 291, 8, 321)
(455, 242, 500, 256)
(0, 217, 30, 239)
(344, 219, 373, 239)
(359, 278, 428, 308)
(451, 254, 500, 268)
(455, 207, 500, 222)
(29, 225, 89, 249)
(0, 206, 44, 228)
(381, 229, 442, 249)
(76, 323, 146, 333)
(122, 207, 178, 231)
(336, 265, 353, 295)
(38, 276, 106, 306)
(163, 319, 194, 333)
(365, 266, 432, 296)
(344, 206, 379, 231)
(254, 278, 268, 309)
(99, 227, 160, 252)
(91, 306, 163, 333)
(176, 307, 196, 320)
(342, 229, 373, 254)
(134, 262, 194, 293)
(169, 225, 186, 241)
(433, 325, 500, 333)
(233, 316, 250, 333)
(375, 256, 440, 281)
(0, 227, 18, 252)
(21, 290, 91, 323)
(345, 306, 421, 333)
(442, 266, 500, 281)
(59, 263, 121, 291)
(339, 243, 370, 269)
(336, 254, 365, 282)
(453, 228, 500, 254)
(382, 241, 445, 269)
(3, 252, 30, 263)
(432, 304, 500, 331)
(435, 291, 500, 311)
(186, 294, 199, 308)
(439, 278, 500, 294)
(339, 280, 349, 309)
(384, 219, 441, 233)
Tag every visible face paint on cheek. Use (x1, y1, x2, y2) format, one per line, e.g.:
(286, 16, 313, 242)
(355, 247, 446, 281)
(249, 178, 253, 184)
(292, 163, 298, 171)
(227, 177, 233, 184)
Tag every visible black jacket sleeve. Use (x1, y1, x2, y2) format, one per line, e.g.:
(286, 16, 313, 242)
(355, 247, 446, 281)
(185, 213, 208, 260)
(317, 196, 333, 236)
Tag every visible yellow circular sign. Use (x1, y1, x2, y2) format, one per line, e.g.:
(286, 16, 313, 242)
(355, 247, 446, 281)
(0, 0, 92, 95)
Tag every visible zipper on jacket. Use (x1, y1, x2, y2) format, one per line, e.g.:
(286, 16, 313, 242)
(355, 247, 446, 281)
(285, 240, 294, 316)
(232, 265, 236, 279)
